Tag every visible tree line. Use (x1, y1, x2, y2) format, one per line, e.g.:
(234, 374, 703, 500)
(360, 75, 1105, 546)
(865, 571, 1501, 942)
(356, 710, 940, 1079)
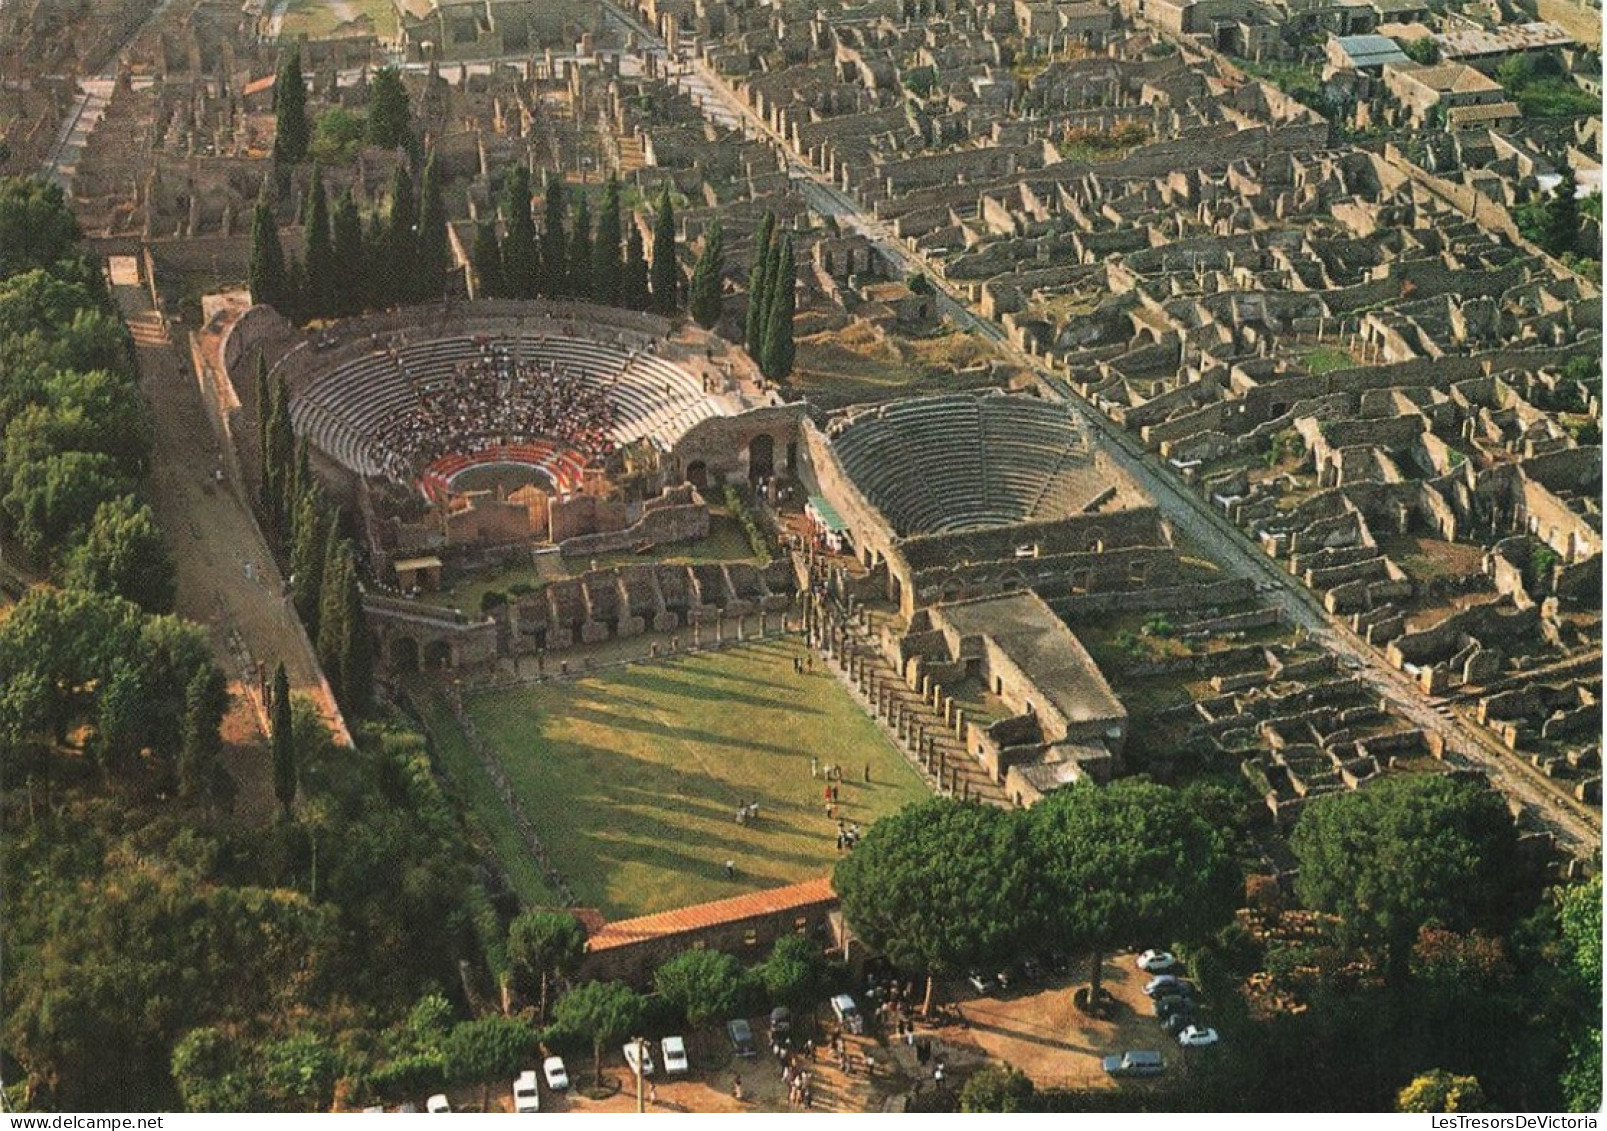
(254, 361, 372, 720)
(261, 48, 795, 376)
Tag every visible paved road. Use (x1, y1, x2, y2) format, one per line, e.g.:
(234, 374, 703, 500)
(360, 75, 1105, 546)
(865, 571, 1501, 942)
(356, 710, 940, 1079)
(604, 2, 1600, 855)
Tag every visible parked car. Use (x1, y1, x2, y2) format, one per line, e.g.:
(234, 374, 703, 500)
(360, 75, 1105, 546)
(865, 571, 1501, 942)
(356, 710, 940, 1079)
(1160, 1011, 1194, 1036)
(623, 1041, 655, 1078)
(1101, 1050, 1165, 1078)
(1044, 950, 1071, 975)
(830, 994, 863, 1033)
(512, 1070, 540, 1113)
(1136, 950, 1179, 973)
(994, 967, 1012, 993)
(966, 969, 995, 995)
(1153, 994, 1193, 1019)
(542, 1056, 570, 1092)
(769, 1006, 792, 1041)
(1017, 957, 1044, 983)
(661, 1036, 689, 1076)
(425, 1094, 452, 1113)
(727, 1017, 758, 1058)
(1178, 1026, 1220, 1048)
(1143, 974, 1193, 998)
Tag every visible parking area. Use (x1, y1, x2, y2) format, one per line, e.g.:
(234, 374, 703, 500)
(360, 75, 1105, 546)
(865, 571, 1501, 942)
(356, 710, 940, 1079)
(921, 952, 1186, 1091)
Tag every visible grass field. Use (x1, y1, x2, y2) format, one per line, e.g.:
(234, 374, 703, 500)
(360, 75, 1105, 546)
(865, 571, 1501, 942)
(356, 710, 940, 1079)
(439, 637, 931, 919)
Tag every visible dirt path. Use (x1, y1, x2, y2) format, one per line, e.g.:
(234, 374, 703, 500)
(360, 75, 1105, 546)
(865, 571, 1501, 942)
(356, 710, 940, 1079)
(115, 273, 340, 822)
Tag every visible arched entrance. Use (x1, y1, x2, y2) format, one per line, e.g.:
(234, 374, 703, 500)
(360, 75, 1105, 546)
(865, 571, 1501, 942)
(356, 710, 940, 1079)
(391, 636, 420, 673)
(686, 460, 708, 490)
(749, 434, 775, 481)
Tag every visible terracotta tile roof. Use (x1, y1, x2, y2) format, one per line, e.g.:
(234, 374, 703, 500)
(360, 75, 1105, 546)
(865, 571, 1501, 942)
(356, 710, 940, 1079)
(588, 878, 838, 952)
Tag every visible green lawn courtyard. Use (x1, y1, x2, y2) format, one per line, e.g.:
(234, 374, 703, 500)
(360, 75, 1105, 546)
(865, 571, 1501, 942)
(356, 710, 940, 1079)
(423, 636, 931, 919)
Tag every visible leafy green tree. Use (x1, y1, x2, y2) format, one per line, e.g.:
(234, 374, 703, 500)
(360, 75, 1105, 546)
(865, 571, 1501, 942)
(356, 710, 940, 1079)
(961, 1064, 1036, 1112)
(272, 50, 310, 166)
(745, 211, 775, 356)
(760, 233, 795, 379)
(179, 664, 229, 805)
(330, 190, 366, 315)
(1541, 184, 1582, 259)
(171, 1028, 254, 1112)
(1397, 1069, 1492, 1112)
(0, 177, 82, 280)
(472, 218, 502, 299)
(1027, 779, 1239, 1005)
(622, 223, 649, 311)
(834, 798, 1038, 1013)
(61, 495, 177, 613)
(415, 153, 449, 302)
(649, 185, 678, 314)
(592, 175, 623, 307)
(94, 659, 152, 773)
(302, 166, 334, 318)
(442, 1015, 536, 1110)
(688, 221, 724, 329)
(1292, 774, 1522, 985)
(501, 165, 539, 299)
(0, 586, 141, 747)
(3, 449, 129, 562)
(1555, 874, 1602, 1111)
(549, 980, 645, 1089)
(310, 107, 367, 165)
(508, 910, 588, 1022)
(366, 67, 412, 151)
(1402, 37, 1440, 64)
(754, 932, 824, 1010)
(567, 194, 593, 301)
(271, 661, 295, 815)
(249, 200, 288, 309)
(653, 948, 750, 1030)
(540, 175, 568, 297)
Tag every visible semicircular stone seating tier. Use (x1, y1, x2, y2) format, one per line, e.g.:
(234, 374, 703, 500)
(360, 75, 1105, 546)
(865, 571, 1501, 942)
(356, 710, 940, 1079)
(831, 393, 1092, 537)
(288, 331, 729, 484)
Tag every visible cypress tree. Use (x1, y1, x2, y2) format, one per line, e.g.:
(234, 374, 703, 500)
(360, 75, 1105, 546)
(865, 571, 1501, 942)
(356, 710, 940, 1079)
(650, 184, 678, 314)
(273, 49, 310, 166)
(363, 210, 388, 309)
(331, 189, 366, 316)
(316, 530, 348, 687)
(249, 199, 287, 309)
(255, 354, 272, 494)
(271, 661, 296, 816)
(745, 210, 775, 356)
(288, 433, 311, 528)
(366, 66, 412, 151)
(338, 556, 373, 714)
(472, 217, 503, 299)
(284, 255, 307, 324)
(593, 175, 623, 307)
(502, 165, 539, 299)
(265, 375, 295, 538)
(623, 222, 650, 311)
(179, 665, 228, 806)
(540, 174, 568, 297)
(688, 220, 724, 329)
(568, 195, 593, 301)
(416, 152, 449, 301)
(384, 165, 417, 305)
(303, 166, 334, 318)
(290, 488, 329, 634)
(761, 233, 796, 379)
